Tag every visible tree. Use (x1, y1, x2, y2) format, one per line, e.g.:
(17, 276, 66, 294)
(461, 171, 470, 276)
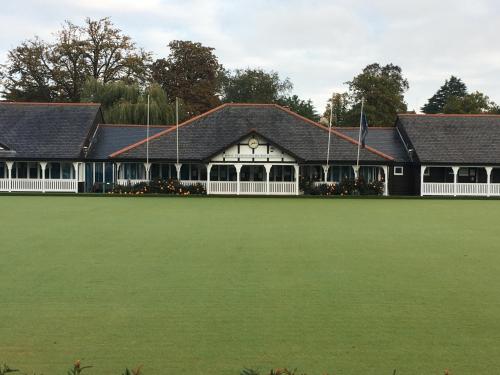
(81, 78, 184, 125)
(221, 68, 292, 103)
(344, 63, 409, 126)
(151, 40, 223, 117)
(278, 95, 319, 121)
(443, 91, 495, 114)
(421, 76, 467, 113)
(1, 17, 151, 102)
(321, 92, 350, 126)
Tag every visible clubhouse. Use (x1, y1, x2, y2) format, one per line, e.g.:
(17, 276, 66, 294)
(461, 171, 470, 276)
(1, 102, 500, 197)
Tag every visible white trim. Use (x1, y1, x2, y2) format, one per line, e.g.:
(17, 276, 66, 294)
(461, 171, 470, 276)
(394, 166, 404, 176)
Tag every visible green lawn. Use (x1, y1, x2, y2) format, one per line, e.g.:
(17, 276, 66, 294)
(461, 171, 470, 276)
(1, 196, 500, 375)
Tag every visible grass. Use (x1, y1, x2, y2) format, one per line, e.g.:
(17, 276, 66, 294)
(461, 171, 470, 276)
(1, 196, 500, 375)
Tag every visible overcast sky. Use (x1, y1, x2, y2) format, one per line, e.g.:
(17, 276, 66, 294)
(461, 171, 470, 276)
(1, 0, 500, 114)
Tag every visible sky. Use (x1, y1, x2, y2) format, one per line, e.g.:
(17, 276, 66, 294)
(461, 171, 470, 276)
(1, 0, 500, 114)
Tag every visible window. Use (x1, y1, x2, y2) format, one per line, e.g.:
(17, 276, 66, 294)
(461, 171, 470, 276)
(394, 166, 404, 176)
(423, 168, 430, 176)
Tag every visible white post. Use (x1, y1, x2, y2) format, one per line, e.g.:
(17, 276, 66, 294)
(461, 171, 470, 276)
(116, 162, 121, 181)
(6, 161, 13, 192)
(486, 166, 492, 197)
(322, 164, 329, 183)
(144, 162, 151, 181)
(294, 164, 300, 195)
(235, 163, 242, 195)
(40, 162, 47, 193)
(382, 165, 389, 196)
(452, 166, 460, 197)
(206, 164, 212, 195)
(352, 165, 359, 180)
(264, 164, 272, 195)
(73, 162, 79, 193)
(175, 163, 182, 181)
(420, 165, 426, 196)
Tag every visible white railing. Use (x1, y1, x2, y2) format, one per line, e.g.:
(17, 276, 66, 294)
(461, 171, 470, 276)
(240, 181, 267, 194)
(179, 180, 207, 188)
(456, 183, 488, 196)
(0, 178, 77, 192)
(117, 179, 149, 186)
(0, 179, 9, 191)
(422, 182, 500, 196)
(422, 183, 455, 196)
(491, 184, 500, 196)
(313, 181, 336, 187)
(269, 182, 297, 194)
(209, 181, 238, 194)
(44, 179, 77, 192)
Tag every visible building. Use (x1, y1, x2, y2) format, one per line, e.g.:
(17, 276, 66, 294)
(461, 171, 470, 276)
(1, 101, 500, 197)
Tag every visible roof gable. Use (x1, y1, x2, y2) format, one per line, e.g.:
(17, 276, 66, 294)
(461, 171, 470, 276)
(0, 102, 102, 159)
(110, 104, 394, 163)
(397, 114, 500, 164)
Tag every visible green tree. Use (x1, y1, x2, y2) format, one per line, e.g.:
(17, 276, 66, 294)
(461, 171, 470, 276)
(151, 40, 223, 117)
(81, 78, 184, 125)
(421, 76, 468, 113)
(344, 63, 409, 126)
(1, 17, 151, 102)
(277, 94, 319, 121)
(443, 91, 495, 114)
(321, 92, 350, 126)
(222, 68, 293, 103)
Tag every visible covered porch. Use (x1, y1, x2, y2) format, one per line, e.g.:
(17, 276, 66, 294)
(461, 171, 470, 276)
(303, 164, 389, 196)
(421, 166, 500, 196)
(0, 161, 81, 193)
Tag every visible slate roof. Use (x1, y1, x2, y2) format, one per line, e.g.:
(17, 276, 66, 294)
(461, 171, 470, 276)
(87, 124, 171, 159)
(0, 102, 102, 159)
(110, 104, 394, 163)
(334, 127, 410, 162)
(397, 114, 500, 164)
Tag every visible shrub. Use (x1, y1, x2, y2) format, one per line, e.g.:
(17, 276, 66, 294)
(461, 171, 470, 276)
(111, 179, 206, 196)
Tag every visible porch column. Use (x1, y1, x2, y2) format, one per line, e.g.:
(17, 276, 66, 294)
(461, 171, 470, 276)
(352, 165, 359, 180)
(486, 166, 493, 197)
(452, 166, 460, 197)
(116, 162, 121, 182)
(73, 162, 79, 193)
(322, 165, 329, 183)
(144, 162, 151, 181)
(264, 164, 272, 195)
(206, 164, 212, 195)
(6, 161, 13, 192)
(420, 165, 426, 196)
(175, 163, 182, 180)
(294, 164, 300, 195)
(40, 162, 47, 193)
(382, 165, 389, 196)
(235, 163, 242, 196)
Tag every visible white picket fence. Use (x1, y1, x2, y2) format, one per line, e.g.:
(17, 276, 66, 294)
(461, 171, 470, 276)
(0, 178, 77, 192)
(422, 182, 500, 196)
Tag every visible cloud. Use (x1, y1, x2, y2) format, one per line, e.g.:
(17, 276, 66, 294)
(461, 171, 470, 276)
(1, 0, 500, 115)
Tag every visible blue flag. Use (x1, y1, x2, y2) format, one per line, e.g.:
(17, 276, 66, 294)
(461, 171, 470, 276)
(360, 113, 369, 148)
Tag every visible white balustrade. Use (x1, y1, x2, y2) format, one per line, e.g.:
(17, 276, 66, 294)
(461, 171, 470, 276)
(456, 183, 488, 196)
(0, 178, 77, 192)
(490, 184, 500, 196)
(0, 179, 9, 191)
(422, 183, 455, 196)
(209, 181, 238, 194)
(179, 180, 207, 189)
(269, 182, 297, 194)
(117, 179, 149, 186)
(240, 181, 267, 194)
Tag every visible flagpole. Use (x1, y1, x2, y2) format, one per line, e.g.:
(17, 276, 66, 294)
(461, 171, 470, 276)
(176, 97, 179, 165)
(146, 93, 150, 179)
(325, 94, 334, 178)
(356, 97, 364, 169)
